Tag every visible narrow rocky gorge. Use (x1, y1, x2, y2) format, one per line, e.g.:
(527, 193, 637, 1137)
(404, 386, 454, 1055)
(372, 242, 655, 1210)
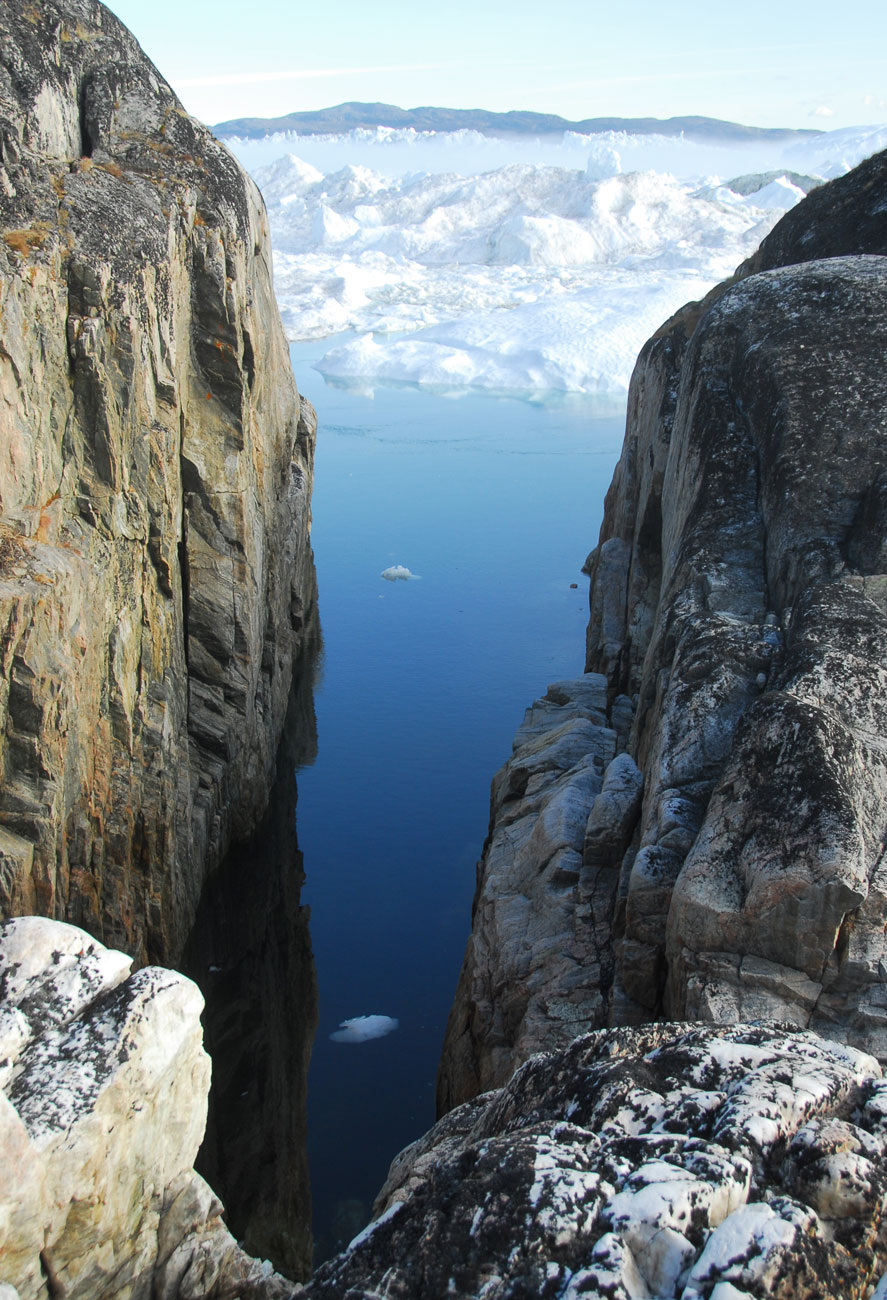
(4, 0, 887, 1295)
(0, 0, 316, 967)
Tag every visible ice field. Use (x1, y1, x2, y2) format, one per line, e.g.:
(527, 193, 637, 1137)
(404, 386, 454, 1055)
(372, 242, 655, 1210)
(227, 122, 887, 396)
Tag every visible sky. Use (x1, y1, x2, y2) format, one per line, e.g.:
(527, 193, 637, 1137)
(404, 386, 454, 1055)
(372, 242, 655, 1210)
(103, 0, 887, 133)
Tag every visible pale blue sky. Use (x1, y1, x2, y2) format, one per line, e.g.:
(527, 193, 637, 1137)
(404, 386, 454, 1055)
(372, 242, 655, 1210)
(104, 0, 886, 131)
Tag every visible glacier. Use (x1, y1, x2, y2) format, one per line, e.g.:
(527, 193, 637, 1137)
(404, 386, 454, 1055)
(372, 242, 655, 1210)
(228, 123, 887, 396)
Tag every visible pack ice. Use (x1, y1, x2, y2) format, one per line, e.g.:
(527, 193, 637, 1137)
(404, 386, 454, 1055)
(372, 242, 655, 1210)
(238, 123, 887, 395)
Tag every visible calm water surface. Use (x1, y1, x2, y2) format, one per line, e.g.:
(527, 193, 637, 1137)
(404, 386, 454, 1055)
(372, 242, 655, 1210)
(289, 340, 625, 1261)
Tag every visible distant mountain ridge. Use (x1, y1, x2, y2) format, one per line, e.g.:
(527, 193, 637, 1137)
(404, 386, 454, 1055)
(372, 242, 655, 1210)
(214, 100, 821, 143)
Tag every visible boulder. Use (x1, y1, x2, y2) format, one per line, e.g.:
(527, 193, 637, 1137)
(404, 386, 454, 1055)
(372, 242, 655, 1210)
(0, 916, 294, 1300)
(0, 0, 316, 964)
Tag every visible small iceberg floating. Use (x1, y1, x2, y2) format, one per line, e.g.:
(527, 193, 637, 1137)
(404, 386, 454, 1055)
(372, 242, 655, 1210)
(381, 564, 420, 582)
(330, 1014, 400, 1043)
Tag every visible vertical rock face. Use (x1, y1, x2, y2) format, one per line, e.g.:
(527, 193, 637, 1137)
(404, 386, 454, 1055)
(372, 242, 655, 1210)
(440, 149, 887, 1110)
(0, 0, 316, 964)
(586, 224, 887, 1048)
(0, 916, 292, 1300)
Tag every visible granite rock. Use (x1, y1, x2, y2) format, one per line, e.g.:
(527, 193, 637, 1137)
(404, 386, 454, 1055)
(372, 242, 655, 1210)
(438, 678, 624, 1111)
(440, 148, 887, 1108)
(593, 247, 887, 1049)
(310, 1023, 887, 1300)
(0, 916, 294, 1300)
(0, 0, 315, 964)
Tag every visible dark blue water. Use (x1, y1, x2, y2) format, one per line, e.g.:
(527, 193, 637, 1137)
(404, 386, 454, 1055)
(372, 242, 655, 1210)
(289, 340, 625, 1260)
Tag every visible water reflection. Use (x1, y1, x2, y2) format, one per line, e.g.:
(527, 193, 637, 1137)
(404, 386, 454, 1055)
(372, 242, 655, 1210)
(289, 340, 626, 1265)
(183, 620, 322, 1281)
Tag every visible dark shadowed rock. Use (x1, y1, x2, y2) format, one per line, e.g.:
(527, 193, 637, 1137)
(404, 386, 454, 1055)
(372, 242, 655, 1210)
(0, 0, 316, 964)
(739, 147, 887, 273)
(184, 631, 321, 1282)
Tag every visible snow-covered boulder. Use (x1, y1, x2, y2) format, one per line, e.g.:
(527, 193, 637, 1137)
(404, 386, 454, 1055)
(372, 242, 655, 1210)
(0, 917, 290, 1300)
(305, 1022, 887, 1299)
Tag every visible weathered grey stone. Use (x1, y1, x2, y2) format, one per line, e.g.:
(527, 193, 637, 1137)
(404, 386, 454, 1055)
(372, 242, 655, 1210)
(583, 752, 644, 872)
(0, 0, 316, 965)
(576, 153, 887, 1052)
(438, 682, 625, 1112)
(309, 1023, 887, 1300)
(0, 917, 294, 1300)
(441, 150, 887, 1115)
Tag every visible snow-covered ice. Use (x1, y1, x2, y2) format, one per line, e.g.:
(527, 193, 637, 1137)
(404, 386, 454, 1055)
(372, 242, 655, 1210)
(229, 123, 887, 396)
(319, 272, 717, 395)
(330, 1014, 400, 1043)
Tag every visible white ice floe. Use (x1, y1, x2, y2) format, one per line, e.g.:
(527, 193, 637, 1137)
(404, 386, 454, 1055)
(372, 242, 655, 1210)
(330, 1014, 400, 1043)
(319, 272, 716, 395)
(381, 565, 419, 581)
(235, 122, 886, 395)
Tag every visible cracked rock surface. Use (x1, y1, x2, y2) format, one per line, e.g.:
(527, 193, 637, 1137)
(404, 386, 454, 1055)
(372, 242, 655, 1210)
(0, 0, 316, 963)
(438, 676, 635, 1110)
(309, 1022, 887, 1300)
(0, 915, 294, 1300)
(439, 148, 887, 1107)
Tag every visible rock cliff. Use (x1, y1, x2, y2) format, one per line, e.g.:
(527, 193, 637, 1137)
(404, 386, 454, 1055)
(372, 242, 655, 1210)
(0, 916, 293, 1300)
(0, 0, 316, 965)
(439, 148, 887, 1109)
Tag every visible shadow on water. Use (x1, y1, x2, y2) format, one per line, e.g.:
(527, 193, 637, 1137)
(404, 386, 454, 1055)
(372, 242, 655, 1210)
(182, 615, 323, 1282)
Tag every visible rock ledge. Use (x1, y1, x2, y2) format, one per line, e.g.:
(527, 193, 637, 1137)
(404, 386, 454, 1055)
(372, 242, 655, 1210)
(0, 916, 293, 1300)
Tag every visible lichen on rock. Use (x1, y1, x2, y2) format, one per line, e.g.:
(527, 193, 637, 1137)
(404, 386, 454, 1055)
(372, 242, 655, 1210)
(0, 916, 293, 1300)
(311, 1022, 887, 1299)
(0, 0, 316, 965)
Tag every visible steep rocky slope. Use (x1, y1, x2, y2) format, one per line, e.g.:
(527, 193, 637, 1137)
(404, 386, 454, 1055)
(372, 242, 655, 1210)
(439, 149, 887, 1108)
(0, 0, 316, 965)
(309, 1022, 887, 1299)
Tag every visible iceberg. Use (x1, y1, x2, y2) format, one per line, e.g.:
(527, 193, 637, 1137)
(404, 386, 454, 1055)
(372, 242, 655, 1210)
(321, 273, 717, 396)
(330, 1014, 400, 1043)
(236, 122, 887, 395)
(381, 565, 419, 581)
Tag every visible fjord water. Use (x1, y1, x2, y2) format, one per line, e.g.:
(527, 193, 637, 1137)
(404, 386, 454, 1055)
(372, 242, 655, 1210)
(289, 338, 625, 1260)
